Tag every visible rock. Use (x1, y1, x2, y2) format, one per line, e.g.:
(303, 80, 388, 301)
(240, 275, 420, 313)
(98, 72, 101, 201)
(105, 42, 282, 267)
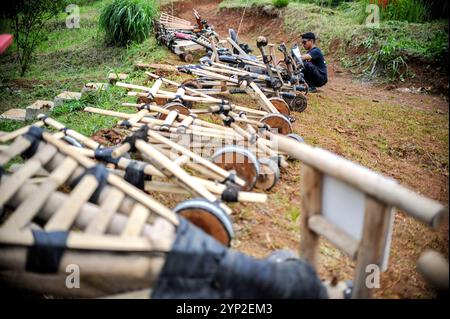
(0, 108, 26, 121)
(82, 82, 109, 93)
(395, 87, 412, 93)
(25, 100, 54, 120)
(262, 5, 282, 18)
(108, 73, 128, 83)
(53, 91, 82, 107)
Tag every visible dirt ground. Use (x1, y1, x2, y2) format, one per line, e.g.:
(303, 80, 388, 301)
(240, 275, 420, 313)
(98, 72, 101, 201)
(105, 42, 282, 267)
(157, 0, 450, 298)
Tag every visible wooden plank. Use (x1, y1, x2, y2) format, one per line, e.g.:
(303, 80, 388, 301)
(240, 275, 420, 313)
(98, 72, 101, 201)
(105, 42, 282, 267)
(308, 215, 359, 259)
(0, 136, 32, 165)
(121, 203, 150, 237)
(0, 144, 57, 206)
(85, 188, 125, 235)
(2, 157, 78, 230)
(299, 165, 322, 267)
(352, 196, 392, 299)
(270, 134, 447, 228)
(0, 121, 44, 143)
(45, 175, 99, 231)
(0, 228, 162, 251)
(41, 132, 179, 226)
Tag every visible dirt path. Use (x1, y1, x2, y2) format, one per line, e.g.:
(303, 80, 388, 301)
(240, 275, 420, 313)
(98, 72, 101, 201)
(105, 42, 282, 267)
(162, 0, 449, 299)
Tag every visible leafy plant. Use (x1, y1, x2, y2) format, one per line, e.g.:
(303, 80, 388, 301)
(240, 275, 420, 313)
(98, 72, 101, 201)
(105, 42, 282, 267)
(99, 0, 159, 46)
(273, 0, 290, 8)
(1, 0, 67, 76)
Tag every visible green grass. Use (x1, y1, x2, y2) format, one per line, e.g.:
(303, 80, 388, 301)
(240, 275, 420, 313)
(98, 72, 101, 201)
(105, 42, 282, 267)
(0, 0, 166, 135)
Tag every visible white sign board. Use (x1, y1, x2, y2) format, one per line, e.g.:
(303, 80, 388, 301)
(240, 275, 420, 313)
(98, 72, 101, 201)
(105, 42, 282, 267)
(321, 175, 394, 271)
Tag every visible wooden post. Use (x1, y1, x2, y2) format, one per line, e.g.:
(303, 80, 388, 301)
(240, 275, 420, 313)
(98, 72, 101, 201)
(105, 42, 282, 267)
(352, 196, 393, 298)
(300, 165, 323, 267)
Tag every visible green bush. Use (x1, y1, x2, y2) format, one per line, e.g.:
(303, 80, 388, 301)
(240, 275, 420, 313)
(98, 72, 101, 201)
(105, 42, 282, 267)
(273, 0, 290, 8)
(1, 0, 67, 76)
(99, 0, 158, 46)
(359, 0, 428, 23)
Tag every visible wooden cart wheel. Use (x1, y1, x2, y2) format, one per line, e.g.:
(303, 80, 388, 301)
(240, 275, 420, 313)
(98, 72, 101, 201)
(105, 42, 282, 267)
(173, 199, 234, 246)
(287, 133, 305, 143)
(157, 102, 190, 120)
(260, 114, 293, 135)
(179, 79, 203, 109)
(290, 94, 308, 112)
(211, 146, 260, 191)
(255, 157, 280, 191)
(268, 97, 290, 115)
(180, 52, 194, 63)
(181, 79, 202, 90)
(137, 95, 167, 106)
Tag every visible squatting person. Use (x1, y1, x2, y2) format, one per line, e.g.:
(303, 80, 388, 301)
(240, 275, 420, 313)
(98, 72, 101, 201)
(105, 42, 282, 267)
(300, 32, 328, 91)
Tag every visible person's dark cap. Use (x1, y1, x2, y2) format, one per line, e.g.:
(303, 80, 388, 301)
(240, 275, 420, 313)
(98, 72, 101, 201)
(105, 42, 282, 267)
(301, 32, 316, 41)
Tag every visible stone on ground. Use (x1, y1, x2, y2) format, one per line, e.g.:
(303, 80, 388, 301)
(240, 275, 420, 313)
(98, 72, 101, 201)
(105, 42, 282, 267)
(54, 91, 82, 107)
(25, 100, 54, 120)
(0, 108, 26, 121)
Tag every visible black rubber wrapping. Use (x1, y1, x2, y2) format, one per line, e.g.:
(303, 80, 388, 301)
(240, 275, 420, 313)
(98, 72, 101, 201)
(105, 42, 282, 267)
(120, 120, 132, 128)
(152, 218, 328, 299)
(213, 100, 231, 116)
(147, 93, 155, 101)
(94, 147, 120, 165)
(229, 87, 247, 94)
(22, 126, 44, 159)
(222, 173, 236, 184)
(59, 127, 69, 136)
(0, 165, 4, 183)
(237, 74, 253, 86)
(222, 116, 235, 127)
(124, 161, 147, 190)
(221, 183, 239, 203)
(139, 104, 152, 111)
(71, 164, 109, 203)
(123, 125, 149, 152)
(25, 230, 68, 274)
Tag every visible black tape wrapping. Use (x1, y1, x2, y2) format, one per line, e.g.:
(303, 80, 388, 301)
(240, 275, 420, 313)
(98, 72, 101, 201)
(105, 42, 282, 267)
(120, 120, 132, 128)
(70, 165, 109, 203)
(124, 161, 148, 190)
(147, 92, 155, 101)
(139, 104, 152, 111)
(213, 100, 230, 116)
(59, 127, 69, 136)
(152, 218, 328, 298)
(22, 126, 44, 159)
(221, 183, 239, 202)
(122, 126, 149, 152)
(237, 75, 253, 87)
(26, 230, 68, 274)
(222, 116, 235, 127)
(222, 173, 236, 184)
(94, 147, 120, 165)
(0, 165, 3, 183)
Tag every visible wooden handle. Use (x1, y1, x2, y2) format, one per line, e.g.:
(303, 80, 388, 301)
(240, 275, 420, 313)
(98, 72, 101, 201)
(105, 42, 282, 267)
(41, 132, 179, 225)
(112, 143, 131, 159)
(249, 82, 279, 113)
(160, 110, 179, 132)
(146, 130, 247, 188)
(0, 121, 45, 143)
